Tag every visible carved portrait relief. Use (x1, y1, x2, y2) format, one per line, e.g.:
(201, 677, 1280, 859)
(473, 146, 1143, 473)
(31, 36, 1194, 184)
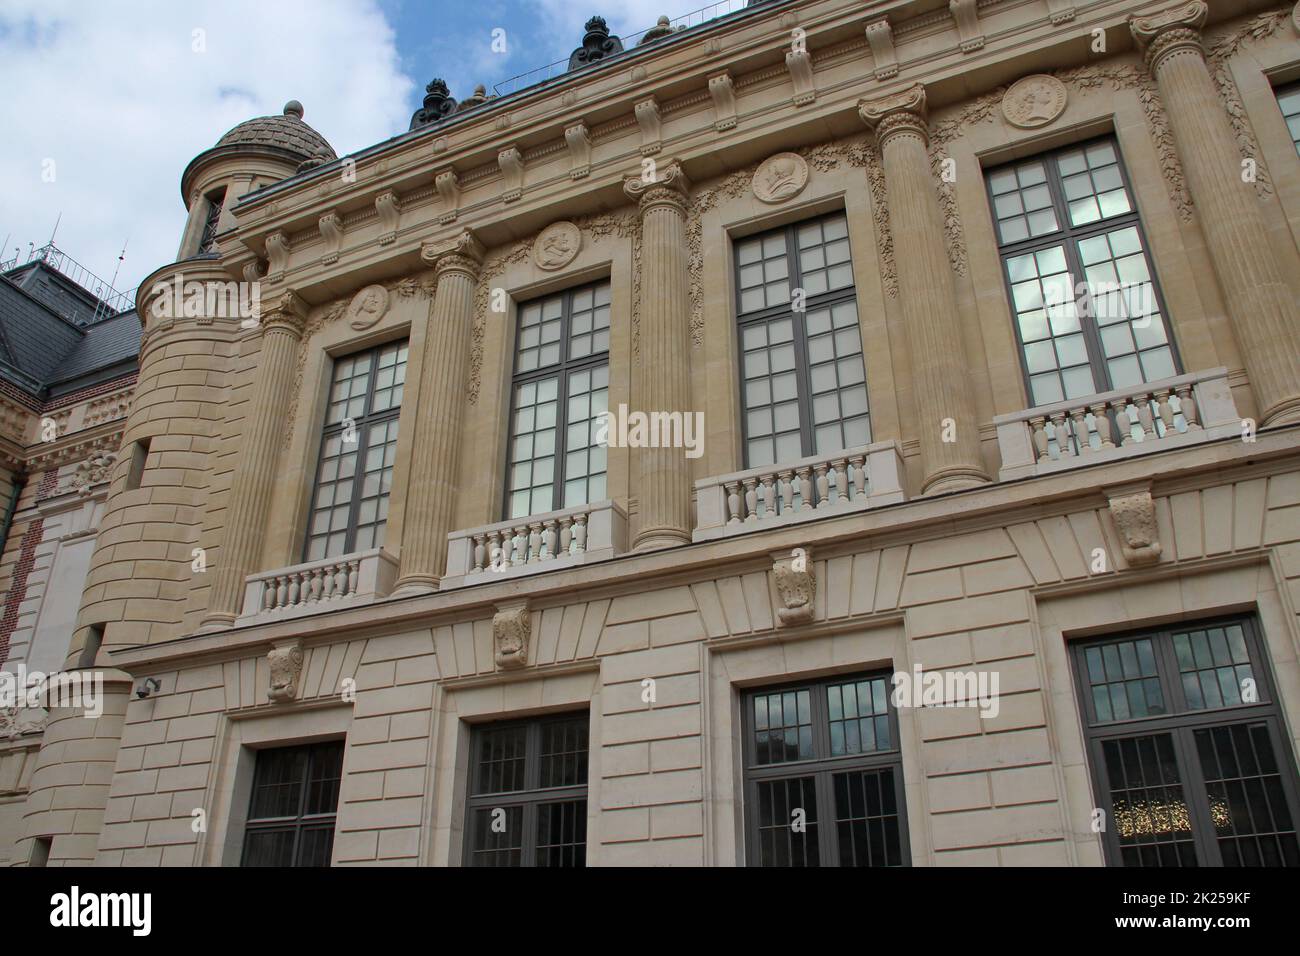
(532, 221, 582, 271)
(1001, 75, 1069, 129)
(752, 152, 809, 203)
(346, 284, 390, 330)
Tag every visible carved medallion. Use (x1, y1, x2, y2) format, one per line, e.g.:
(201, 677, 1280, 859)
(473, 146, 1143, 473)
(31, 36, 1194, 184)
(532, 222, 582, 271)
(267, 642, 304, 702)
(772, 549, 816, 626)
(493, 602, 531, 669)
(1002, 75, 1068, 129)
(752, 152, 809, 204)
(346, 284, 390, 331)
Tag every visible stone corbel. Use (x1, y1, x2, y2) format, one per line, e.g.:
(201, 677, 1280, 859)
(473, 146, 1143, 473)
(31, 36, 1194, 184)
(375, 190, 402, 245)
(1047, 0, 1076, 24)
(435, 168, 461, 224)
(493, 600, 531, 670)
(785, 48, 815, 105)
(241, 256, 266, 286)
(267, 640, 304, 702)
(708, 72, 737, 130)
(1106, 484, 1163, 568)
(635, 98, 663, 155)
(949, 0, 985, 53)
(264, 231, 291, 278)
(865, 18, 898, 81)
(565, 124, 592, 179)
(498, 146, 525, 202)
(318, 211, 344, 265)
(772, 548, 816, 626)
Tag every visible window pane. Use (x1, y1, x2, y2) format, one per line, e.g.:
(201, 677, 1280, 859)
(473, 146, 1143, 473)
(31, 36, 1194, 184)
(1103, 733, 1198, 866)
(755, 776, 820, 866)
(538, 717, 590, 788)
(1173, 625, 1255, 711)
(826, 677, 891, 755)
(536, 799, 587, 867)
(833, 768, 904, 866)
(1084, 637, 1164, 722)
(474, 723, 528, 794)
(243, 742, 343, 868)
(470, 805, 524, 867)
(1195, 722, 1300, 866)
(751, 688, 814, 765)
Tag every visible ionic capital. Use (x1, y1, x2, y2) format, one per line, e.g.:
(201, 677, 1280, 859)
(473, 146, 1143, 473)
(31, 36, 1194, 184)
(1130, 1, 1207, 73)
(420, 228, 485, 280)
(623, 160, 691, 216)
(858, 83, 929, 148)
(261, 289, 309, 338)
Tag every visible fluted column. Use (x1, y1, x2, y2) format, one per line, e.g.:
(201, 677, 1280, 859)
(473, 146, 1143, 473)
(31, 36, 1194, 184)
(859, 85, 989, 494)
(393, 229, 484, 592)
(203, 290, 307, 626)
(624, 162, 694, 549)
(1131, 2, 1300, 425)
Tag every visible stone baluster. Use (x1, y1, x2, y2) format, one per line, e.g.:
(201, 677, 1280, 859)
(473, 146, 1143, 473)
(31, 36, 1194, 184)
(743, 477, 758, 523)
(1091, 403, 1114, 449)
(859, 85, 989, 494)
(1134, 395, 1157, 440)
(573, 513, 588, 553)
(779, 471, 795, 514)
(848, 455, 866, 499)
(1132, 2, 1300, 425)
(814, 462, 831, 508)
(725, 482, 742, 525)
(761, 475, 776, 518)
(1069, 407, 1091, 455)
(832, 458, 849, 503)
(1175, 384, 1200, 429)
(1153, 389, 1176, 435)
(797, 466, 813, 511)
(1111, 399, 1134, 446)
(394, 229, 485, 593)
(1029, 417, 1050, 462)
(1050, 411, 1073, 457)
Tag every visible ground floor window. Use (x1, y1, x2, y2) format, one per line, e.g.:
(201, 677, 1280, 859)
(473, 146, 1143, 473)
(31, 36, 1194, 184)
(741, 672, 909, 866)
(241, 740, 344, 867)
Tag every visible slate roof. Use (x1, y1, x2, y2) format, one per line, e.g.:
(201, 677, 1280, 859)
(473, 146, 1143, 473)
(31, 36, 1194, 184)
(0, 261, 140, 402)
(214, 101, 336, 167)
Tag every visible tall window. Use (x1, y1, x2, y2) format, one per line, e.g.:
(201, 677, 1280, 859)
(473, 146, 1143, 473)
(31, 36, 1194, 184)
(197, 187, 226, 255)
(986, 137, 1178, 408)
(464, 713, 589, 867)
(1074, 618, 1300, 867)
(305, 339, 407, 560)
(242, 741, 344, 867)
(505, 281, 609, 520)
(742, 672, 909, 866)
(734, 213, 870, 468)
(1276, 82, 1300, 154)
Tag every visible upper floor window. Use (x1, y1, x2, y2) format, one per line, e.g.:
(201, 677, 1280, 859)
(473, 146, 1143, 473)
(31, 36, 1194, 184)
(742, 672, 909, 866)
(1073, 618, 1300, 867)
(242, 741, 344, 867)
(305, 339, 407, 561)
(465, 713, 589, 867)
(734, 213, 870, 469)
(1276, 82, 1300, 154)
(197, 188, 226, 255)
(986, 138, 1179, 408)
(505, 281, 610, 520)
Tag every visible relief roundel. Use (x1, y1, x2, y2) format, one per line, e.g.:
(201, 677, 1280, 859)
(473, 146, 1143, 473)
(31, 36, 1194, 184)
(533, 221, 582, 271)
(347, 284, 390, 330)
(1001, 75, 1068, 129)
(753, 152, 809, 204)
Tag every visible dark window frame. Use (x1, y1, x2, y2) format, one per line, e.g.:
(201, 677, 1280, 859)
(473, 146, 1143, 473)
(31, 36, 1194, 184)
(241, 740, 344, 868)
(302, 338, 406, 561)
(1275, 80, 1300, 154)
(1071, 615, 1300, 867)
(740, 671, 911, 867)
(732, 212, 866, 469)
(197, 187, 226, 255)
(984, 134, 1183, 408)
(502, 279, 610, 521)
(462, 712, 590, 867)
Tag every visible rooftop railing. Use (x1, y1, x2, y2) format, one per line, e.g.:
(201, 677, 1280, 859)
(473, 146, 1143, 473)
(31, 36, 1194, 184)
(1, 243, 135, 321)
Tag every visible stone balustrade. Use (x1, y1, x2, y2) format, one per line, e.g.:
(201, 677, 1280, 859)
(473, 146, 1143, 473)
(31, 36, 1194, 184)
(238, 548, 398, 623)
(693, 440, 907, 542)
(442, 500, 628, 589)
(995, 368, 1241, 480)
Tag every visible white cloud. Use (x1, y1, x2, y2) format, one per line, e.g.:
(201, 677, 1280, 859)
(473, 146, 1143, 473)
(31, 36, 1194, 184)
(0, 0, 414, 297)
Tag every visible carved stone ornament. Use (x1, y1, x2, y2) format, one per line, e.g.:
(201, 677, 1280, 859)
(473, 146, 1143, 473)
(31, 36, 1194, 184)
(753, 152, 810, 204)
(72, 450, 117, 496)
(267, 642, 304, 702)
(1107, 488, 1163, 567)
(1001, 74, 1068, 129)
(345, 284, 390, 331)
(0, 706, 46, 740)
(493, 602, 531, 669)
(772, 550, 816, 626)
(533, 222, 582, 271)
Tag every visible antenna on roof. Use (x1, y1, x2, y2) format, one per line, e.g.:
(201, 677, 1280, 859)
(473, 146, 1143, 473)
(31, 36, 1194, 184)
(48, 212, 62, 247)
(109, 238, 128, 292)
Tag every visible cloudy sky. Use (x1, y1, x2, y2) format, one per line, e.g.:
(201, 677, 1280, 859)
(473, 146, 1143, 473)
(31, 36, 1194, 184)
(0, 0, 713, 300)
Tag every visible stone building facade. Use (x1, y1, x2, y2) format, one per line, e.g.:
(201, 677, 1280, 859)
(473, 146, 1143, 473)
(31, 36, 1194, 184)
(10, 0, 1300, 866)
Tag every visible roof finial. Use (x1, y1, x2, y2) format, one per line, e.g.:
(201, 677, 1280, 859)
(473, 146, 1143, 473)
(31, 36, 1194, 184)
(283, 100, 304, 119)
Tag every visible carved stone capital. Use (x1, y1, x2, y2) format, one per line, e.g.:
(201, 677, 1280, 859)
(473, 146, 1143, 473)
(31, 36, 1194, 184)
(623, 161, 690, 215)
(421, 228, 485, 280)
(493, 601, 531, 669)
(1130, 1, 1207, 73)
(1106, 485, 1163, 567)
(267, 641, 304, 702)
(772, 549, 816, 626)
(262, 289, 309, 337)
(858, 83, 929, 148)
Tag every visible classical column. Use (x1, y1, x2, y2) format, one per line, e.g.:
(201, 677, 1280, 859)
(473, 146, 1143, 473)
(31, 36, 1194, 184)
(203, 290, 307, 627)
(859, 85, 989, 494)
(393, 229, 484, 592)
(624, 162, 694, 549)
(1131, 1, 1300, 425)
